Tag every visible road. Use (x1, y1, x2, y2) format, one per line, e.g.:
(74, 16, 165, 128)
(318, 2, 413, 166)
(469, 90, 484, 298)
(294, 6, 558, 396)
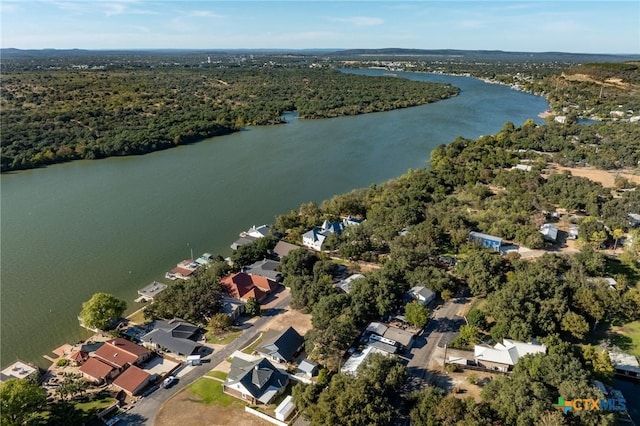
(405, 295, 468, 389)
(118, 292, 292, 426)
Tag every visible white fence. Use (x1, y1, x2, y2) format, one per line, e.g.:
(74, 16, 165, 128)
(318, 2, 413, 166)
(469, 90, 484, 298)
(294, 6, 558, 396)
(244, 406, 288, 426)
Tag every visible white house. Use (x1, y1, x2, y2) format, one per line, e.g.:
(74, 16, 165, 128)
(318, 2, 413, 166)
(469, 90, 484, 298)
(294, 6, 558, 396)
(302, 220, 344, 251)
(474, 339, 547, 372)
(246, 224, 270, 238)
(407, 286, 435, 305)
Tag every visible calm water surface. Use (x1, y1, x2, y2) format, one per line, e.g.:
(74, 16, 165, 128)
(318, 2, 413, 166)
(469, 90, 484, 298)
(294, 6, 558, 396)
(1, 70, 548, 367)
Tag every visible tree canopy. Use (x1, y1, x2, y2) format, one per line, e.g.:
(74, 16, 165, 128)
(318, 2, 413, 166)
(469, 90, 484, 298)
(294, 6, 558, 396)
(78, 292, 126, 330)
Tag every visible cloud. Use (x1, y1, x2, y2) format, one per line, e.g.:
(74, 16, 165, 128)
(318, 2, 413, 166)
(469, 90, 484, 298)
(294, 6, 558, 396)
(332, 16, 384, 27)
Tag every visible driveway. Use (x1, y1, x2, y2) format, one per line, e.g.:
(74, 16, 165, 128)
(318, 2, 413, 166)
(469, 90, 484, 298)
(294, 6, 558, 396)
(120, 290, 292, 425)
(405, 295, 468, 388)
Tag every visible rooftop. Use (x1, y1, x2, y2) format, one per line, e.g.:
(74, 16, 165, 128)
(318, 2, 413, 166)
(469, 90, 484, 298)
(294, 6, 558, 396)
(0, 361, 38, 382)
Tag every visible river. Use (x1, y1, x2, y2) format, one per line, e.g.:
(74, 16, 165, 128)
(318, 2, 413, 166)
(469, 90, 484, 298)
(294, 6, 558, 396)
(0, 70, 548, 368)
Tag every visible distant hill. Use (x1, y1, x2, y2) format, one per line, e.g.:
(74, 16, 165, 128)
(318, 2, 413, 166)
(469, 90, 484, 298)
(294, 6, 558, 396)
(328, 48, 640, 63)
(2, 48, 638, 63)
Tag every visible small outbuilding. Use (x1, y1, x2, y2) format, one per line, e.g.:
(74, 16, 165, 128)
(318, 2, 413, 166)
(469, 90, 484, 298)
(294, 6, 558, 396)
(275, 395, 296, 422)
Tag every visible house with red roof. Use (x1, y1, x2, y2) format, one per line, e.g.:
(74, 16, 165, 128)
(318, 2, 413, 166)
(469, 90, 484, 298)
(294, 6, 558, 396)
(79, 358, 117, 384)
(220, 272, 279, 303)
(93, 338, 151, 370)
(112, 365, 151, 396)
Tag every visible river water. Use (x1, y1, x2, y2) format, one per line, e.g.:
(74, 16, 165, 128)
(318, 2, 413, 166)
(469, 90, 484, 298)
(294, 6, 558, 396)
(0, 70, 548, 367)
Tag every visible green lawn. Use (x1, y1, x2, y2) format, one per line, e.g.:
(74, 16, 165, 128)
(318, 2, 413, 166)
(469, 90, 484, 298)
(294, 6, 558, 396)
(73, 391, 116, 413)
(611, 321, 640, 358)
(207, 330, 242, 345)
(126, 308, 149, 325)
(188, 378, 241, 406)
(205, 370, 228, 381)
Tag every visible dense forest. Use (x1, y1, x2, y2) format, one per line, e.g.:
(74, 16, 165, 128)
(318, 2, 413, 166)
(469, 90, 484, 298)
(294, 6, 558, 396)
(0, 66, 457, 172)
(273, 116, 639, 424)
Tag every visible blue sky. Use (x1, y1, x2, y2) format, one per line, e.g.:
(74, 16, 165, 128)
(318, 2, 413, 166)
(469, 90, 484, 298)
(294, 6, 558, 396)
(2, 1, 638, 53)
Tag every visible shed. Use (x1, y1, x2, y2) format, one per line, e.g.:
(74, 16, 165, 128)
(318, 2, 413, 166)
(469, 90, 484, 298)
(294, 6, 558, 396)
(275, 395, 296, 421)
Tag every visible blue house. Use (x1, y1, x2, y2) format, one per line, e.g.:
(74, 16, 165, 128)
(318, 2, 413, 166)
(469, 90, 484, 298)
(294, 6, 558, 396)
(469, 231, 502, 252)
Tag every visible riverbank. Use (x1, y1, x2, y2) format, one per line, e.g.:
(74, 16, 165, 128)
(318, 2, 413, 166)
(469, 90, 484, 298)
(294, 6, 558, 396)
(1, 69, 549, 368)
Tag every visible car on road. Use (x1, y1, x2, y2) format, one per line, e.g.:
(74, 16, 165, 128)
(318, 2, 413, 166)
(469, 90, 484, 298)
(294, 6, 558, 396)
(162, 375, 176, 389)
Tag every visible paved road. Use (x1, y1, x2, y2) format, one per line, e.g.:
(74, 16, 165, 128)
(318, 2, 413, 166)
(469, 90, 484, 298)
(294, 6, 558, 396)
(119, 292, 292, 425)
(405, 295, 468, 388)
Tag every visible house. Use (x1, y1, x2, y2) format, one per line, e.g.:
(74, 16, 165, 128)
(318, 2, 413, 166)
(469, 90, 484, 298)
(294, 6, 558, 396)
(609, 351, 640, 381)
(368, 335, 399, 354)
(137, 281, 167, 302)
(382, 327, 416, 351)
(540, 223, 559, 242)
(140, 319, 202, 356)
(79, 358, 117, 383)
(337, 273, 365, 293)
(93, 338, 151, 370)
(243, 259, 282, 282)
(407, 286, 435, 305)
(220, 272, 279, 303)
(302, 220, 344, 251)
(341, 346, 389, 375)
(275, 395, 296, 422)
(111, 365, 151, 396)
(245, 224, 270, 239)
(469, 231, 502, 252)
(296, 359, 318, 378)
(272, 241, 301, 260)
(230, 235, 257, 251)
(628, 213, 640, 227)
(474, 339, 547, 372)
(0, 361, 39, 383)
(365, 322, 389, 337)
(342, 216, 363, 227)
(256, 327, 304, 363)
(223, 357, 289, 405)
(221, 297, 245, 321)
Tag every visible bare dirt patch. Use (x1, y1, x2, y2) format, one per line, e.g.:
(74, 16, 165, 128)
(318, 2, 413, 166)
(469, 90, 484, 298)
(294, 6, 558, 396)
(155, 390, 269, 426)
(549, 164, 640, 188)
(261, 307, 313, 336)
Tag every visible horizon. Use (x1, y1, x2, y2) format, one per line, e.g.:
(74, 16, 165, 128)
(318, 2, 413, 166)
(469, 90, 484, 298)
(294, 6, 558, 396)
(1, 1, 639, 54)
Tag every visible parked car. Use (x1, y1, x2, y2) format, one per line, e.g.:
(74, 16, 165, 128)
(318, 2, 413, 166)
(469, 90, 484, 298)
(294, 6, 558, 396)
(162, 375, 176, 389)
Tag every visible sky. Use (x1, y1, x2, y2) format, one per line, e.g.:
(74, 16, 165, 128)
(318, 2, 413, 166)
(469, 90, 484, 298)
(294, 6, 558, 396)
(1, 1, 639, 54)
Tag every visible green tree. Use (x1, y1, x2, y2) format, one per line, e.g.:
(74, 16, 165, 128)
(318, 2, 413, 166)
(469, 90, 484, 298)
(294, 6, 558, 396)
(209, 313, 232, 332)
(405, 301, 430, 328)
(452, 325, 479, 348)
(561, 311, 590, 340)
(245, 297, 261, 317)
(79, 292, 126, 330)
(0, 379, 47, 426)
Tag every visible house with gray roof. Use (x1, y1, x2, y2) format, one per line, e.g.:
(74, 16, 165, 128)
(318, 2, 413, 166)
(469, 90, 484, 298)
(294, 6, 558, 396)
(469, 231, 502, 252)
(256, 327, 304, 363)
(272, 241, 301, 260)
(407, 286, 435, 306)
(223, 357, 289, 405)
(230, 235, 258, 251)
(474, 339, 546, 372)
(302, 220, 344, 251)
(243, 259, 282, 282)
(140, 318, 202, 356)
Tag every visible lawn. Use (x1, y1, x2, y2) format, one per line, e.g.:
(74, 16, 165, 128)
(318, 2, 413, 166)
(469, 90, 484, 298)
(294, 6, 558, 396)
(611, 321, 640, 358)
(242, 334, 263, 354)
(72, 390, 116, 414)
(187, 378, 240, 406)
(126, 308, 149, 325)
(207, 329, 242, 345)
(205, 370, 228, 381)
